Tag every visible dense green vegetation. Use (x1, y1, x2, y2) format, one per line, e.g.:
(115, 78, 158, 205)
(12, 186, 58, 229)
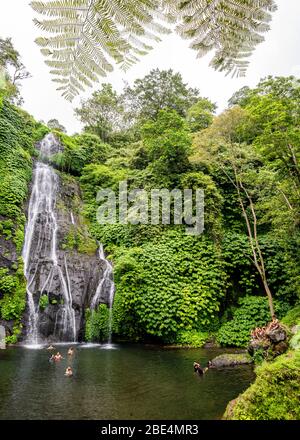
(0, 89, 48, 342)
(1, 65, 299, 353)
(0, 48, 299, 419)
(224, 344, 300, 420)
(48, 70, 300, 348)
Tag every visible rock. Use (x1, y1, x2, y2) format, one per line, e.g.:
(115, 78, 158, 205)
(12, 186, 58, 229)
(203, 338, 220, 349)
(248, 337, 270, 356)
(273, 341, 288, 355)
(0, 325, 5, 349)
(21, 158, 111, 342)
(266, 327, 287, 343)
(291, 325, 300, 335)
(211, 353, 253, 368)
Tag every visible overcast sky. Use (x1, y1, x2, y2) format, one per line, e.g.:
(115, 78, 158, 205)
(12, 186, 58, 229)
(1, 0, 299, 134)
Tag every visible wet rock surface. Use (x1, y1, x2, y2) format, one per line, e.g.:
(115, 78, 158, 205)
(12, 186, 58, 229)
(211, 353, 253, 368)
(21, 135, 112, 342)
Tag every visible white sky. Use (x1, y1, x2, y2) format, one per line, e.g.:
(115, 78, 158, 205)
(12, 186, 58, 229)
(0, 0, 299, 134)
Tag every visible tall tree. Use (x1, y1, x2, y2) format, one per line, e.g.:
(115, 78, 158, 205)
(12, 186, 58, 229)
(142, 109, 192, 183)
(123, 69, 200, 121)
(186, 98, 216, 132)
(31, 0, 277, 100)
(0, 37, 30, 104)
(75, 83, 126, 142)
(194, 107, 276, 318)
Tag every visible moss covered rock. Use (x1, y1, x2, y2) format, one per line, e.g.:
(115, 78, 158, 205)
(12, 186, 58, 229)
(211, 353, 253, 368)
(224, 350, 300, 420)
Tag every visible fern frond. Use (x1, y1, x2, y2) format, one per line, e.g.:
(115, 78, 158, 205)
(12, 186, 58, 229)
(31, 0, 170, 100)
(168, 0, 277, 77)
(31, 0, 277, 98)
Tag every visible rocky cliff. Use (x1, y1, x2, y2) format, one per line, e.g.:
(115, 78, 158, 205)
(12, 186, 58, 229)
(21, 134, 112, 342)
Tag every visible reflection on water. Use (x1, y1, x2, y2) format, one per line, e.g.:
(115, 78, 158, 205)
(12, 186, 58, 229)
(0, 345, 254, 420)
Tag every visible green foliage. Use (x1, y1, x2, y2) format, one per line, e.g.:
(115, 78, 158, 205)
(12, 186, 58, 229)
(39, 295, 49, 310)
(281, 305, 300, 328)
(224, 350, 300, 420)
(112, 231, 226, 342)
(290, 326, 300, 350)
(52, 131, 111, 175)
(75, 84, 126, 142)
(217, 296, 288, 347)
(186, 98, 216, 132)
(0, 37, 30, 105)
(0, 98, 44, 220)
(175, 330, 208, 348)
(142, 110, 191, 183)
(0, 263, 26, 321)
(124, 69, 200, 120)
(180, 171, 223, 235)
(62, 226, 97, 255)
(0, 97, 45, 336)
(47, 118, 66, 133)
(5, 323, 23, 345)
(85, 305, 110, 342)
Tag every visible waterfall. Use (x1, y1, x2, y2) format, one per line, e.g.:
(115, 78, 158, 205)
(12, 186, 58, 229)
(22, 134, 76, 344)
(91, 244, 115, 343)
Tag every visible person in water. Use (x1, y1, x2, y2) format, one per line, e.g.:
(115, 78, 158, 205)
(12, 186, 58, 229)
(47, 345, 54, 351)
(193, 362, 208, 375)
(68, 347, 74, 356)
(54, 352, 63, 362)
(65, 367, 73, 377)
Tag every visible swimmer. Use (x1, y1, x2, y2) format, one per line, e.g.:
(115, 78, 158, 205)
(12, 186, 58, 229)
(54, 352, 63, 361)
(65, 367, 73, 377)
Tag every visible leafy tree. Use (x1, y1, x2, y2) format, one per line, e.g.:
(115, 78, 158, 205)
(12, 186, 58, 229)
(142, 109, 192, 183)
(186, 98, 216, 132)
(51, 132, 111, 174)
(227, 77, 300, 241)
(123, 69, 199, 120)
(0, 37, 30, 104)
(31, 1, 277, 99)
(194, 108, 276, 318)
(75, 83, 127, 142)
(47, 118, 66, 133)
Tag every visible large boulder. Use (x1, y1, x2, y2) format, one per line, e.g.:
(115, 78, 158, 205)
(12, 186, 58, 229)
(266, 326, 287, 343)
(211, 353, 253, 368)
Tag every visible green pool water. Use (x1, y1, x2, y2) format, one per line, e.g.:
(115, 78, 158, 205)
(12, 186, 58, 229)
(0, 344, 254, 420)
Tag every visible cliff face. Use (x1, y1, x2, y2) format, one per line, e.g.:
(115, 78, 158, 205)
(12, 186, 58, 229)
(21, 134, 112, 342)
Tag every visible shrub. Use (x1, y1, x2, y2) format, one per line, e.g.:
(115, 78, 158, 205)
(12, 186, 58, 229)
(217, 296, 288, 347)
(175, 330, 208, 348)
(224, 350, 300, 420)
(39, 295, 49, 310)
(112, 230, 226, 342)
(281, 305, 300, 327)
(85, 304, 110, 342)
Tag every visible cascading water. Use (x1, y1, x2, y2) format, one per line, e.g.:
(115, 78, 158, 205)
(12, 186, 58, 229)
(22, 134, 76, 344)
(91, 244, 115, 343)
